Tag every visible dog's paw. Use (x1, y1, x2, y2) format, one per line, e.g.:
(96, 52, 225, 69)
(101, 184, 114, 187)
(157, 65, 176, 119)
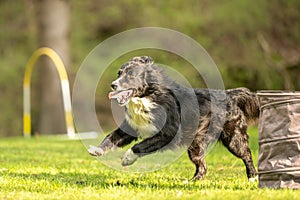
(189, 174, 204, 182)
(249, 175, 258, 182)
(121, 149, 138, 166)
(88, 145, 104, 156)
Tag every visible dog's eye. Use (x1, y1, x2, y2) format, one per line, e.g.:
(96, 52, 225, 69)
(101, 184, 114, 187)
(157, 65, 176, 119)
(127, 70, 136, 78)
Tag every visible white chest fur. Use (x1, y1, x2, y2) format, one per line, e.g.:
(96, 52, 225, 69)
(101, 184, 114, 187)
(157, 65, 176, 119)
(125, 97, 158, 138)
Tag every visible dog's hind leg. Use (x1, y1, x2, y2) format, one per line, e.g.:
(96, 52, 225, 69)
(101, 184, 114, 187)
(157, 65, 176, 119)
(220, 119, 257, 180)
(187, 117, 211, 181)
(188, 140, 207, 181)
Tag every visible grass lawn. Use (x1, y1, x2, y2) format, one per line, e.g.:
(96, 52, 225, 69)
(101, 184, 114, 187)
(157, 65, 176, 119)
(1, 127, 299, 200)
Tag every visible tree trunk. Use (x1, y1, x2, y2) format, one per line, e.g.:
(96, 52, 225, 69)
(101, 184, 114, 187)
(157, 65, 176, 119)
(34, 0, 70, 134)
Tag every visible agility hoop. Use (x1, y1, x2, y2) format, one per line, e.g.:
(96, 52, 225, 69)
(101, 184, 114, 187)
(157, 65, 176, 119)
(23, 47, 75, 138)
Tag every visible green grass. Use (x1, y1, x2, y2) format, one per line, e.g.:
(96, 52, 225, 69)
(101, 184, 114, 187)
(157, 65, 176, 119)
(1, 127, 299, 199)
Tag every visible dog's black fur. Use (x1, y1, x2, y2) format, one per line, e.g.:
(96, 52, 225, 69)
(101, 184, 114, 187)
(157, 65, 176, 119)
(91, 56, 259, 181)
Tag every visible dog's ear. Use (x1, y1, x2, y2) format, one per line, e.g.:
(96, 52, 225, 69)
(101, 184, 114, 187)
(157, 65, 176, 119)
(131, 56, 153, 66)
(141, 56, 153, 65)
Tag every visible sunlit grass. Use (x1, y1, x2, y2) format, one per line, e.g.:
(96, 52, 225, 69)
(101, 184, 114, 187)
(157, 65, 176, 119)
(1, 128, 300, 199)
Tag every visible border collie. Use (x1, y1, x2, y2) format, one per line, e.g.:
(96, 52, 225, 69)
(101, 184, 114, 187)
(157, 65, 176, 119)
(89, 56, 259, 181)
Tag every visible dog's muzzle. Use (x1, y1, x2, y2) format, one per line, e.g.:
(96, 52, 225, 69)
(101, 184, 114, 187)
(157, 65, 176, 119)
(108, 89, 134, 106)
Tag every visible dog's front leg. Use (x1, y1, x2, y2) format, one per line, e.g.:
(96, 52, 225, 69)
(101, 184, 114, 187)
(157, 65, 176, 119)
(88, 132, 116, 156)
(121, 133, 174, 166)
(89, 124, 137, 157)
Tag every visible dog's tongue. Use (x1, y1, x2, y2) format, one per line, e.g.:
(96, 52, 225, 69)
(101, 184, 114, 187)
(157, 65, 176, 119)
(108, 90, 133, 106)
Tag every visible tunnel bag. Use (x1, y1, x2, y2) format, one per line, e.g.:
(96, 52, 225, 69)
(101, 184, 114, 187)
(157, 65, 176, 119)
(257, 91, 300, 189)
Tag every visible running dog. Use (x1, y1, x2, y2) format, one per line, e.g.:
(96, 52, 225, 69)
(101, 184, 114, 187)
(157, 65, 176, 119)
(89, 56, 259, 181)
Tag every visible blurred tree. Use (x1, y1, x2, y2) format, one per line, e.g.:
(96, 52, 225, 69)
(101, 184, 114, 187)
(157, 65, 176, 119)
(259, 0, 300, 90)
(1, 0, 300, 137)
(34, 0, 70, 134)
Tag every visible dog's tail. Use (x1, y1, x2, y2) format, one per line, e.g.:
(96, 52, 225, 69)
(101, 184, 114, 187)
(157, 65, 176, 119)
(227, 88, 260, 123)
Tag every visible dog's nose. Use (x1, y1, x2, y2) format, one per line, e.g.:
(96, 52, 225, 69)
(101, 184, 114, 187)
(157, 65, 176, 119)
(111, 83, 118, 91)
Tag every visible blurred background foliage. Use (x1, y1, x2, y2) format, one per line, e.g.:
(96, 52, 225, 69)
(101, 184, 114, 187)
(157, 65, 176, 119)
(0, 0, 299, 136)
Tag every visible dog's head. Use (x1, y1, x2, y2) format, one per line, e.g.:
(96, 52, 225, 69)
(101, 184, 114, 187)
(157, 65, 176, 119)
(108, 56, 155, 106)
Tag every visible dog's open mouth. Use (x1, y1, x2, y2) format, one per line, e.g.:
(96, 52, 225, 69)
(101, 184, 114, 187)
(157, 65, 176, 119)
(108, 89, 134, 106)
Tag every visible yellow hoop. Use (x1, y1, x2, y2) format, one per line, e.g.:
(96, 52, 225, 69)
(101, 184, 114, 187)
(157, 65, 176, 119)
(23, 47, 75, 138)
